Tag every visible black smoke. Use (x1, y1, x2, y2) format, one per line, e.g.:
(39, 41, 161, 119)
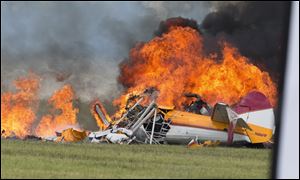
(154, 17, 201, 36)
(200, 2, 290, 81)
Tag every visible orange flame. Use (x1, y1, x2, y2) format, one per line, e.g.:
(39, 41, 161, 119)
(1, 72, 81, 138)
(35, 84, 79, 137)
(1, 73, 40, 138)
(115, 26, 277, 115)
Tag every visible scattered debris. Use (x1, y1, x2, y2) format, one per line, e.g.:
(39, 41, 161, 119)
(187, 138, 221, 149)
(24, 135, 42, 141)
(55, 128, 87, 143)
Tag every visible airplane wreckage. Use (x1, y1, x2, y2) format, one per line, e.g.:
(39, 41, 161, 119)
(4, 89, 274, 148)
(37, 89, 274, 149)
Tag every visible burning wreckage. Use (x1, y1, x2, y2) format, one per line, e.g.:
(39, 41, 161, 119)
(1, 18, 277, 148)
(35, 88, 274, 148)
(87, 89, 274, 147)
(1, 87, 275, 148)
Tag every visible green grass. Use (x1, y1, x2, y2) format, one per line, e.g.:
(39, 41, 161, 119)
(1, 139, 272, 179)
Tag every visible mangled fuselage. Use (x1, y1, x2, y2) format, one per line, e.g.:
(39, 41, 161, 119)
(89, 91, 275, 147)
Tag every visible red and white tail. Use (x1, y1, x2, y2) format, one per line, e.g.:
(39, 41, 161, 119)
(233, 91, 275, 143)
(233, 91, 274, 130)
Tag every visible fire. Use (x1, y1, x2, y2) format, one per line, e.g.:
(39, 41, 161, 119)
(115, 26, 277, 115)
(1, 72, 80, 138)
(1, 18, 278, 137)
(35, 84, 79, 137)
(1, 73, 40, 138)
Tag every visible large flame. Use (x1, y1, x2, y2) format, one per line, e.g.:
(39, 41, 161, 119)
(35, 84, 79, 137)
(1, 73, 40, 138)
(1, 21, 278, 137)
(115, 26, 277, 115)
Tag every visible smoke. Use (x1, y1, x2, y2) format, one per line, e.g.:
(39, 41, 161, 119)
(154, 17, 201, 36)
(1, 2, 289, 102)
(1, 1, 211, 102)
(200, 2, 290, 81)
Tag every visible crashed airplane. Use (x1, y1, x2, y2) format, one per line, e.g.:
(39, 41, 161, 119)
(89, 90, 275, 147)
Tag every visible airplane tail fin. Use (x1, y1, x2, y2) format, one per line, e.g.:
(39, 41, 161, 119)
(233, 91, 275, 143)
(212, 103, 252, 144)
(212, 91, 275, 144)
(90, 100, 112, 131)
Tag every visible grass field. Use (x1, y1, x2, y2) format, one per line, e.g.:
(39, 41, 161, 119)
(1, 139, 272, 179)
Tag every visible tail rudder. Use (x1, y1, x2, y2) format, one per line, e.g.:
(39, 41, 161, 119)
(90, 100, 112, 130)
(233, 91, 275, 143)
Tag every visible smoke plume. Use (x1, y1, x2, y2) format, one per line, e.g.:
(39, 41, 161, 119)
(200, 2, 290, 81)
(1, 1, 211, 102)
(1, 1, 289, 102)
